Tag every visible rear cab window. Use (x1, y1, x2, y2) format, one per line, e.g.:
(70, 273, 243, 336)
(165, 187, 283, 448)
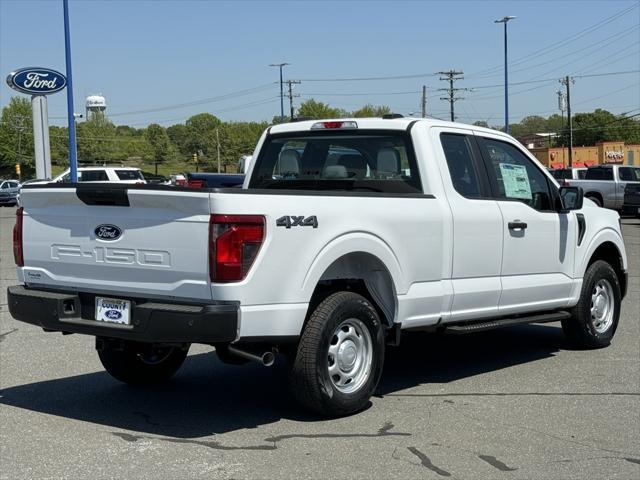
(249, 130, 422, 194)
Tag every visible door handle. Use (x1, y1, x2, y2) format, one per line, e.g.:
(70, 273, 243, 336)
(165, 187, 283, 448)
(508, 221, 528, 230)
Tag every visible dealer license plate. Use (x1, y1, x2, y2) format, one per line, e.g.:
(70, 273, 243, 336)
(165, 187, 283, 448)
(95, 297, 131, 325)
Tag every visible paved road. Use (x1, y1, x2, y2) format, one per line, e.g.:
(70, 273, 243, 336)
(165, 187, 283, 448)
(1, 206, 638, 479)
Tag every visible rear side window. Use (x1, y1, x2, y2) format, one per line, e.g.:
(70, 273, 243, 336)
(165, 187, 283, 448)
(79, 170, 108, 182)
(619, 167, 640, 181)
(585, 168, 613, 180)
(115, 169, 144, 180)
(440, 133, 482, 198)
(249, 131, 422, 194)
(478, 137, 554, 211)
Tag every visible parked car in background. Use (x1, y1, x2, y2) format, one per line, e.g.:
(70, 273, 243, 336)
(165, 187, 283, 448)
(30, 167, 147, 185)
(550, 167, 587, 181)
(0, 179, 21, 206)
(567, 165, 640, 209)
(169, 174, 187, 186)
(185, 172, 244, 188)
(623, 182, 640, 217)
(140, 171, 169, 184)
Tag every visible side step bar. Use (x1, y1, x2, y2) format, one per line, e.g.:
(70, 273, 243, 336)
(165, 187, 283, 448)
(442, 311, 571, 335)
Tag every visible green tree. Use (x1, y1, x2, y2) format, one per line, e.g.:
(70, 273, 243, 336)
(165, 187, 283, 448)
(571, 109, 640, 146)
(0, 97, 34, 173)
(144, 123, 173, 174)
(297, 99, 344, 119)
(351, 104, 391, 118)
(185, 113, 222, 156)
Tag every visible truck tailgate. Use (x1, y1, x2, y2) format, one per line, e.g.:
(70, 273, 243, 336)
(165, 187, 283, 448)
(18, 186, 213, 300)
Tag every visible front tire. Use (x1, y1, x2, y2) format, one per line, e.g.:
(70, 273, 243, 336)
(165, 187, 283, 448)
(98, 341, 189, 385)
(562, 260, 621, 348)
(289, 292, 385, 417)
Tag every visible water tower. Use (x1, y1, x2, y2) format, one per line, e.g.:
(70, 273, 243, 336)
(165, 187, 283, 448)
(85, 94, 107, 123)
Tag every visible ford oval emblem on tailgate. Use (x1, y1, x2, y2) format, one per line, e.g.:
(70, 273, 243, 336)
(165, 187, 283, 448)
(95, 224, 122, 241)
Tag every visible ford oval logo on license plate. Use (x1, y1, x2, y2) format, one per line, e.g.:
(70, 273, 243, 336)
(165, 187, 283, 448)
(95, 224, 122, 241)
(104, 309, 122, 320)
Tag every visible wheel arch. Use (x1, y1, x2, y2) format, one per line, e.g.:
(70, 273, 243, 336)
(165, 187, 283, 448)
(302, 234, 403, 329)
(582, 233, 627, 299)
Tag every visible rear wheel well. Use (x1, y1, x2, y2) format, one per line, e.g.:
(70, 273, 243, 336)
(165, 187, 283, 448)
(587, 241, 626, 297)
(306, 252, 396, 330)
(585, 192, 603, 205)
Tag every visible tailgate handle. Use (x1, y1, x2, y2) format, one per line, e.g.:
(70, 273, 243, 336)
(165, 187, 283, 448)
(76, 187, 130, 206)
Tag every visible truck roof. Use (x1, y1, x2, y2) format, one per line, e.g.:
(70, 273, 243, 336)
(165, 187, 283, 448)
(269, 117, 507, 137)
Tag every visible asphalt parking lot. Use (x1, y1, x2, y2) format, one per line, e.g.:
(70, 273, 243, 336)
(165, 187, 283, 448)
(0, 206, 638, 480)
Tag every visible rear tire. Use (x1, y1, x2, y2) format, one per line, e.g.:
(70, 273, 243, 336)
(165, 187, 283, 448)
(289, 291, 385, 417)
(98, 341, 189, 384)
(562, 260, 621, 348)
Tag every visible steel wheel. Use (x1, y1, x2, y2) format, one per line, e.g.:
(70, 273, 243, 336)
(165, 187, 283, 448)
(591, 278, 615, 333)
(327, 318, 373, 394)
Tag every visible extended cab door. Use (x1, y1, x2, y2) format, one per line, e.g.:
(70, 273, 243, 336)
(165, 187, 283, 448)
(434, 128, 504, 322)
(474, 134, 576, 314)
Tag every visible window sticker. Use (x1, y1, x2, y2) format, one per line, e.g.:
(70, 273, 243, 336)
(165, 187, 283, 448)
(499, 163, 532, 199)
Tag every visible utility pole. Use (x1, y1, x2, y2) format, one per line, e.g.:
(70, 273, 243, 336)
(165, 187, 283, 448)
(560, 76, 575, 167)
(437, 70, 468, 122)
(216, 128, 221, 173)
(421, 85, 427, 118)
(557, 89, 566, 148)
(495, 16, 516, 133)
(286, 80, 301, 121)
(269, 62, 290, 123)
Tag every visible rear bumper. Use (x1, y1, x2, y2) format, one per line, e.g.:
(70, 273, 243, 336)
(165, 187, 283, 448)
(7, 285, 238, 344)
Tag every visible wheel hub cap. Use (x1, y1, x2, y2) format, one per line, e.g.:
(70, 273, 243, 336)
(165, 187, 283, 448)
(337, 341, 357, 370)
(590, 279, 615, 333)
(327, 318, 373, 394)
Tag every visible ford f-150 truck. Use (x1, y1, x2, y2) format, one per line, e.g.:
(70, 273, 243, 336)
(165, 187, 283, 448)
(8, 117, 628, 416)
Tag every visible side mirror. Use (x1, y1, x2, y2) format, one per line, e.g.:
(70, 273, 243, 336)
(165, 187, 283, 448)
(559, 186, 583, 211)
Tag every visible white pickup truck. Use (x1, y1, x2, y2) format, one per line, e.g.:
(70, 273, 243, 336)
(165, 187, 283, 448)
(8, 117, 628, 416)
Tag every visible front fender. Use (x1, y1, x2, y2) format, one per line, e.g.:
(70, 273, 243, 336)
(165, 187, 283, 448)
(579, 227, 627, 277)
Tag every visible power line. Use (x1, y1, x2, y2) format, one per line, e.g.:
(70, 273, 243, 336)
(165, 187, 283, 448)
(466, 3, 639, 78)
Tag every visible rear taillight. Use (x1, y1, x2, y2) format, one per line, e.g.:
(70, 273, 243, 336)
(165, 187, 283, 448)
(13, 207, 24, 267)
(188, 179, 205, 189)
(209, 214, 265, 282)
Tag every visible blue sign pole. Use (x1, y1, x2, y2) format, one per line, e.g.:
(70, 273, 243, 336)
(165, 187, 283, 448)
(63, 0, 78, 183)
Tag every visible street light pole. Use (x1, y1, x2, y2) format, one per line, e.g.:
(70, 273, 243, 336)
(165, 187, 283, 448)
(269, 62, 289, 123)
(63, 0, 78, 183)
(495, 16, 516, 134)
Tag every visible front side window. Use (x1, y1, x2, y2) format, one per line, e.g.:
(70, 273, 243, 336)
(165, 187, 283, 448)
(479, 137, 554, 211)
(249, 131, 422, 194)
(440, 133, 482, 198)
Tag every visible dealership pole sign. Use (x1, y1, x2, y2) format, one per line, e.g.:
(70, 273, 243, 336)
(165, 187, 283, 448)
(6, 67, 67, 179)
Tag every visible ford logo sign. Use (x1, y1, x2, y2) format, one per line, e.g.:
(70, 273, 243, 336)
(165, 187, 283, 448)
(6, 67, 67, 95)
(95, 224, 122, 241)
(104, 310, 122, 320)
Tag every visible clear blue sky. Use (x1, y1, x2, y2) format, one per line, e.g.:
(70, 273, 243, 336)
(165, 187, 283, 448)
(1, 0, 638, 127)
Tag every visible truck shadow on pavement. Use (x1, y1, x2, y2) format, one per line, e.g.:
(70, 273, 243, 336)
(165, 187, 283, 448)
(0, 324, 564, 438)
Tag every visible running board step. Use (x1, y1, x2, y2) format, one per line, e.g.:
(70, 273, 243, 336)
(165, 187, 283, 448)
(443, 311, 571, 335)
